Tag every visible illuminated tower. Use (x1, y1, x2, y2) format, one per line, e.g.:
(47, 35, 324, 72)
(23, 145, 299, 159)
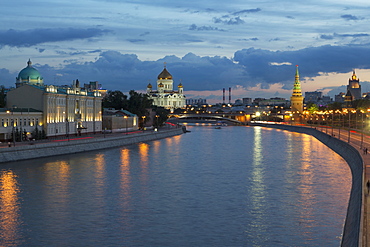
(290, 65, 304, 112)
(347, 70, 361, 100)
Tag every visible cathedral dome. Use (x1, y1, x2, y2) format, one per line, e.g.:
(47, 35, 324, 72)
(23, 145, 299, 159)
(158, 67, 172, 80)
(16, 59, 43, 85)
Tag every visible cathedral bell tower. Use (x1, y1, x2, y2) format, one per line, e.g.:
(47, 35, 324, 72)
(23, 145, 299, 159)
(290, 65, 304, 113)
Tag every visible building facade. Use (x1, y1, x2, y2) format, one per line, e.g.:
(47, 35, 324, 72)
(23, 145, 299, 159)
(147, 65, 186, 110)
(6, 60, 103, 137)
(102, 109, 138, 132)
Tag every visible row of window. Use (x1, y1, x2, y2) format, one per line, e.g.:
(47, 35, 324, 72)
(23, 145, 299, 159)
(1, 118, 39, 127)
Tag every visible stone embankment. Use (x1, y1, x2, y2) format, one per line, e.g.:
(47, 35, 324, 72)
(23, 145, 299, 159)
(0, 128, 185, 163)
(253, 123, 362, 247)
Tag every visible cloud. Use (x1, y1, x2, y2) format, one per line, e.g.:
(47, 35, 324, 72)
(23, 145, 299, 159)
(213, 16, 245, 25)
(320, 32, 369, 40)
(189, 24, 225, 31)
(4, 44, 370, 101)
(341, 14, 363, 21)
(127, 39, 145, 43)
(232, 8, 261, 15)
(0, 28, 111, 47)
(269, 62, 292, 66)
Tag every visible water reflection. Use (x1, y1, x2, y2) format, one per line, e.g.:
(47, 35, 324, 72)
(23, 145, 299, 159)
(120, 148, 131, 202)
(139, 143, 149, 184)
(0, 170, 22, 246)
(248, 127, 267, 238)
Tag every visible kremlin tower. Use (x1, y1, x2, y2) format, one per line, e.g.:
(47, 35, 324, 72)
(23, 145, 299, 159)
(290, 65, 304, 113)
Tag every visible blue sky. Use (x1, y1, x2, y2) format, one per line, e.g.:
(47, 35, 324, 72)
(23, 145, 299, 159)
(1, 0, 370, 103)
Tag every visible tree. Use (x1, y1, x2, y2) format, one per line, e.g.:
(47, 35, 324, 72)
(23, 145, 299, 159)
(327, 102, 343, 110)
(0, 86, 6, 108)
(153, 106, 169, 127)
(352, 99, 370, 111)
(306, 103, 319, 113)
(127, 90, 153, 116)
(102, 90, 128, 110)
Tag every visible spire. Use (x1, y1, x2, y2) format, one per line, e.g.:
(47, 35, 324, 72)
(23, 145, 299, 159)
(352, 70, 357, 80)
(292, 65, 302, 97)
(27, 59, 32, 67)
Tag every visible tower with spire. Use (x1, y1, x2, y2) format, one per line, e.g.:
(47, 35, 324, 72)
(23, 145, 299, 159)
(346, 70, 361, 100)
(290, 65, 304, 113)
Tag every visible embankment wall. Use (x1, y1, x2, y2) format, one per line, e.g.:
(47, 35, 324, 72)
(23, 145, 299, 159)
(0, 128, 185, 163)
(254, 124, 362, 247)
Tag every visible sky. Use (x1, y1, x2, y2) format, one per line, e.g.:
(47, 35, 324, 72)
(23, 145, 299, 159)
(1, 0, 370, 103)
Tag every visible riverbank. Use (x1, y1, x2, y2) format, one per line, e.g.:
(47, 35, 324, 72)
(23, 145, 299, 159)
(252, 123, 363, 247)
(0, 127, 185, 163)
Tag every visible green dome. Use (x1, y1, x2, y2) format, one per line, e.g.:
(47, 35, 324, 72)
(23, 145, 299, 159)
(16, 59, 43, 85)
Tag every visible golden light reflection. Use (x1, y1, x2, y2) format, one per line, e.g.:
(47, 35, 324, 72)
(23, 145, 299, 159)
(120, 148, 131, 197)
(139, 143, 149, 184)
(0, 170, 22, 245)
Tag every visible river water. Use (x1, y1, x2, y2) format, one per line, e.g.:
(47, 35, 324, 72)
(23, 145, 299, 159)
(0, 126, 351, 246)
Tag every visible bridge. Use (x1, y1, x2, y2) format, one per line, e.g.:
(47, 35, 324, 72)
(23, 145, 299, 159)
(167, 113, 247, 125)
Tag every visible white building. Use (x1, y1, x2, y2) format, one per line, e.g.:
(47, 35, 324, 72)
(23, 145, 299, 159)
(6, 60, 103, 138)
(147, 65, 186, 110)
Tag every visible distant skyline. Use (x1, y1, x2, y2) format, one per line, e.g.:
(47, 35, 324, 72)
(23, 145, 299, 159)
(1, 0, 370, 103)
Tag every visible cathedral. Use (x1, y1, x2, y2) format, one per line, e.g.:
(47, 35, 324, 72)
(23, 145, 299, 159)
(146, 65, 186, 110)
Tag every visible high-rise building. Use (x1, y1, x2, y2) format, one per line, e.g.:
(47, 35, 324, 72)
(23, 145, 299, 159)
(346, 70, 361, 100)
(290, 65, 304, 112)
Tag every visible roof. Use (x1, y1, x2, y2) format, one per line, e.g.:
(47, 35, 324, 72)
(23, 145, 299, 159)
(0, 108, 42, 113)
(17, 59, 43, 82)
(158, 67, 172, 80)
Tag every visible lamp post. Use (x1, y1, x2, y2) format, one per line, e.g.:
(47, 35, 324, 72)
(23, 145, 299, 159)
(141, 116, 146, 131)
(361, 110, 364, 149)
(338, 111, 341, 140)
(348, 110, 351, 143)
(155, 115, 159, 128)
(124, 116, 128, 135)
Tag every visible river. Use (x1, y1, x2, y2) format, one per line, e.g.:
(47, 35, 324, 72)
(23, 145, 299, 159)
(0, 126, 351, 246)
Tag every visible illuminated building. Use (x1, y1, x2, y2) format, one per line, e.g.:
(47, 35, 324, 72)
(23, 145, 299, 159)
(6, 60, 103, 137)
(290, 65, 304, 112)
(346, 70, 361, 100)
(146, 64, 186, 110)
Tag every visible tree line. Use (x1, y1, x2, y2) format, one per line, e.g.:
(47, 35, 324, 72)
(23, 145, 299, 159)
(102, 90, 169, 127)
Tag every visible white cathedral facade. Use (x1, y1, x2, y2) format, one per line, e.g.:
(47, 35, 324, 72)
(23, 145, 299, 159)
(146, 65, 186, 110)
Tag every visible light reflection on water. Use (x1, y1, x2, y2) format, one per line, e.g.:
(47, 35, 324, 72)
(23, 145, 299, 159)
(0, 126, 351, 246)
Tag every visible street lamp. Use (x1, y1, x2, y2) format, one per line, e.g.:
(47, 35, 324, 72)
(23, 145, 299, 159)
(141, 116, 146, 131)
(124, 115, 128, 135)
(155, 115, 159, 128)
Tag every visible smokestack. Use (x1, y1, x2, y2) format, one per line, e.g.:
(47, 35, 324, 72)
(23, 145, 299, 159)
(223, 88, 225, 104)
(229, 87, 231, 104)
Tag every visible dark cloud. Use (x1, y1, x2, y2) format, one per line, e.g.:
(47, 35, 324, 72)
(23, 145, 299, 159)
(232, 8, 261, 15)
(239, 38, 259, 41)
(127, 39, 145, 43)
(341, 14, 363, 21)
(4, 45, 370, 97)
(0, 28, 111, 47)
(320, 33, 369, 40)
(139, 32, 150, 36)
(189, 24, 225, 31)
(213, 16, 245, 25)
